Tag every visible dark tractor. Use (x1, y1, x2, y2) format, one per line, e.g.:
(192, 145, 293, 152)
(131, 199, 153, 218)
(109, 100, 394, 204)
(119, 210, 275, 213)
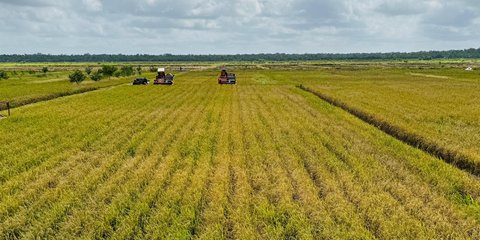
(133, 77, 149, 85)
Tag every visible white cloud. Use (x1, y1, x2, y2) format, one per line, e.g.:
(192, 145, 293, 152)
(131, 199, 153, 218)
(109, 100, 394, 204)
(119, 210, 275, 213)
(235, 0, 262, 17)
(0, 0, 479, 54)
(83, 0, 102, 12)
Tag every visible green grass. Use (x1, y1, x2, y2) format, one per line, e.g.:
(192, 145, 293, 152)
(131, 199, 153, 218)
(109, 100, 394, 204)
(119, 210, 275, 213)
(0, 70, 158, 108)
(1, 66, 480, 238)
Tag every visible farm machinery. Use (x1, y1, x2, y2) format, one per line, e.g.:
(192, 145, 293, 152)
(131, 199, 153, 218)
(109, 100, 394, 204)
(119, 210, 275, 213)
(218, 68, 236, 84)
(154, 68, 174, 85)
(132, 77, 149, 85)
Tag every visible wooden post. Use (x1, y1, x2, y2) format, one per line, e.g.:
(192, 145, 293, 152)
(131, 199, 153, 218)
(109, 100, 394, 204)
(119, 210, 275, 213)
(0, 101, 10, 117)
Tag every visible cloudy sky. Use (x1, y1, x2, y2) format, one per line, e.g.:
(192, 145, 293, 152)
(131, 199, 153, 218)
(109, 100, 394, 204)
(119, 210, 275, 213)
(0, 0, 479, 54)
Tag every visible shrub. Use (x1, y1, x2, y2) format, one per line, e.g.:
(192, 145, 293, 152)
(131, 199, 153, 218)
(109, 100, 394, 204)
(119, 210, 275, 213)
(0, 70, 8, 80)
(85, 66, 93, 75)
(90, 70, 103, 81)
(69, 70, 86, 84)
(119, 66, 134, 76)
(42, 67, 49, 74)
(101, 65, 118, 77)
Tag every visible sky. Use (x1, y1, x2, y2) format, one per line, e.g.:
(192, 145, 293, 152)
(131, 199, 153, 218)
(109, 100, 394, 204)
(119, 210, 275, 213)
(0, 0, 479, 54)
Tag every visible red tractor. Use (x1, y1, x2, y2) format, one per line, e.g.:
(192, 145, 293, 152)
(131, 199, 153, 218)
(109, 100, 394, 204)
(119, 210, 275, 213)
(218, 68, 236, 84)
(154, 68, 174, 85)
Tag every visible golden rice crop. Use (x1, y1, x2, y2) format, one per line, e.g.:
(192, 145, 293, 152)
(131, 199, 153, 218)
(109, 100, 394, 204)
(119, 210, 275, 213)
(0, 67, 479, 239)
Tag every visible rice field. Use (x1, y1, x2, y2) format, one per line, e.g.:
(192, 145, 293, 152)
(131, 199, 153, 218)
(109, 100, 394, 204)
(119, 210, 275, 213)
(301, 68, 480, 173)
(0, 70, 139, 109)
(1, 65, 480, 239)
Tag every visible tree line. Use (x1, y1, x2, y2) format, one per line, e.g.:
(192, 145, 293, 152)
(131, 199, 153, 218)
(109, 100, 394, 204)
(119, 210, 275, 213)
(0, 48, 479, 62)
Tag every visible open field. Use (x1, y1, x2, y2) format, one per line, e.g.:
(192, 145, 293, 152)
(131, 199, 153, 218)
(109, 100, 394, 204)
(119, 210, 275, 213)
(1, 63, 480, 238)
(0, 63, 217, 108)
(0, 71, 135, 109)
(300, 68, 480, 173)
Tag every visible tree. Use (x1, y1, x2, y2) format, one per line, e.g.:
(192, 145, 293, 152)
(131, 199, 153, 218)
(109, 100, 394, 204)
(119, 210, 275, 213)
(0, 70, 8, 80)
(119, 65, 134, 76)
(42, 67, 48, 75)
(90, 70, 103, 81)
(101, 65, 117, 77)
(69, 70, 86, 84)
(85, 66, 92, 75)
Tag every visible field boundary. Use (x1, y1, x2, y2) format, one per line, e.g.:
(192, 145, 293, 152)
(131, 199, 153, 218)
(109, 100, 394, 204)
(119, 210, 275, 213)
(297, 84, 480, 176)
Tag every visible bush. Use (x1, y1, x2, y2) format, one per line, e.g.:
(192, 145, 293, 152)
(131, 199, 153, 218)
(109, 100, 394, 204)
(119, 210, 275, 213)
(149, 66, 157, 72)
(90, 70, 103, 81)
(0, 70, 8, 80)
(42, 67, 48, 74)
(69, 70, 86, 84)
(136, 66, 142, 74)
(85, 66, 93, 75)
(101, 65, 118, 77)
(119, 65, 134, 76)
